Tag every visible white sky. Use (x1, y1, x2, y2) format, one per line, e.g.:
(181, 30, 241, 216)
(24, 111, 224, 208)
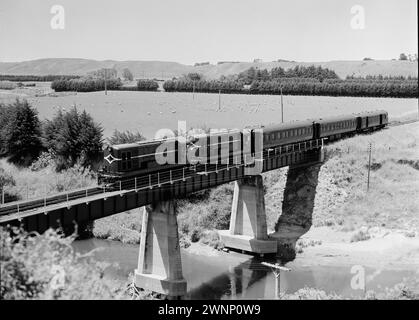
(0, 0, 417, 64)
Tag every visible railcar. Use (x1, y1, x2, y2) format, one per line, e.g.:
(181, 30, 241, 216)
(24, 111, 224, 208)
(98, 110, 388, 186)
(263, 120, 314, 149)
(355, 110, 388, 131)
(316, 115, 358, 140)
(99, 139, 183, 184)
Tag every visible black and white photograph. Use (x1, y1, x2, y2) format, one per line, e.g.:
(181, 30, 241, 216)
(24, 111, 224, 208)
(0, 0, 418, 307)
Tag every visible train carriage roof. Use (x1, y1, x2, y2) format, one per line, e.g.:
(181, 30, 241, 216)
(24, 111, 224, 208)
(355, 110, 388, 117)
(111, 139, 164, 150)
(262, 120, 314, 134)
(315, 114, 358, 124)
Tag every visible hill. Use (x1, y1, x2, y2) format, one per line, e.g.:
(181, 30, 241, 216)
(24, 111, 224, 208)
(0, 58, 417, 80)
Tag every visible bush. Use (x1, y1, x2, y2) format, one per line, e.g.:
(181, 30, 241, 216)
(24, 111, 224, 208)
(51, 78, 122, 92)
(350, 229, 371, 242)
(42, 107, 103, 169)
(0, 227, 122, 299)
(136, 79, 159, 91)
(0, 99, 43, 165)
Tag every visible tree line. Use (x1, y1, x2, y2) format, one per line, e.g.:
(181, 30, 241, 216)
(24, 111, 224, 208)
(51, 78, 159, 92)
(237, 65, 340, 84)
(249, 78, 418, 98)
(162, 65, 418, 98)
(0, 75, 80, 82)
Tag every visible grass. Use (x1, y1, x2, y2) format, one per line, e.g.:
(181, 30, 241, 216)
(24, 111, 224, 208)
(0, 158, 96, 203)
(282, 282, 419, 300)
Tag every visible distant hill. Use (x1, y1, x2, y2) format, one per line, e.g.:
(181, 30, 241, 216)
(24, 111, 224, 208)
(0, 58, 417, 80)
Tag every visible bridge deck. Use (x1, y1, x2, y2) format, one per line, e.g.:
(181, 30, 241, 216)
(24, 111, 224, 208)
(0, 139, 323, 232)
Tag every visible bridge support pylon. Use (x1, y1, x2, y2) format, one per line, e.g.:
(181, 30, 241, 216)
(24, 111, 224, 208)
(135, 200, 187, 298)
(219, 175, 277, 255)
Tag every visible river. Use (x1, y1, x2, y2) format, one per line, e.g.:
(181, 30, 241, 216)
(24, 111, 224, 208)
(72, 238, 415, 299)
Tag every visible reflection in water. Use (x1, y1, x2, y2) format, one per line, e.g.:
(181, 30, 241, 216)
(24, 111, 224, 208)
(72, 239, 416, 300)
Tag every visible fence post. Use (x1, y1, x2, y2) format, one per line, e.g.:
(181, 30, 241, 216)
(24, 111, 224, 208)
(183, 167, 186, 181)
(367, 142, 372, 191)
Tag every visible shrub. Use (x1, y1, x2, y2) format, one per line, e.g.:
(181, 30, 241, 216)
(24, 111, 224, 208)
(136, 79, 159, 91)
(42, 107, 103, 169)
(350, 229, 371, 242)
(51, 78, 122, 92)
(0, 227, 122, 300)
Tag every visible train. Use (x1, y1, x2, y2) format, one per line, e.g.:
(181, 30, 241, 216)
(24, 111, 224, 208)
(98, 110, 388, 185)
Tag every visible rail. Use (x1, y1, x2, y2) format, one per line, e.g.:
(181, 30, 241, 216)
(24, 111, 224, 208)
(0, 139, 324, 216)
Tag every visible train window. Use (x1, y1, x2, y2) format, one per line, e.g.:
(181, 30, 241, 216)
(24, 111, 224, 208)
(121, 152, 127, 170)
(271, 133, 275, 140)
(127, 152, 132, 170)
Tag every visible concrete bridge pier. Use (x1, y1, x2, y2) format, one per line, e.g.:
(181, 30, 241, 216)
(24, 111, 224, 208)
(135, 200, 187, 298)
(219, 175, 277, 255)
(270, 156, 323, 261)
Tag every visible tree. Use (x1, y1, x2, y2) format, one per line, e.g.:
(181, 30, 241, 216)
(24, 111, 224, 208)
(107, 130, 146, 145)
(43, 107, 103, 169)
(122, 68, 134, 81)
(184, 73, 203, 81)
(399, 53, 408, 61)
(0, 99, 42, 165)
(88, 68, 118, 79)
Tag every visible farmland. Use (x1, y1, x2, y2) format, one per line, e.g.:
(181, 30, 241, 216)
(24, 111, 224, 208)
(0, 89, 417, 139)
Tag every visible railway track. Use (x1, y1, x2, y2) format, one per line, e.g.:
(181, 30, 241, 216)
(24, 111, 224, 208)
(0, 187, 105, 216)
(388, 118, 419, 127)
(0, 140, 324, 217)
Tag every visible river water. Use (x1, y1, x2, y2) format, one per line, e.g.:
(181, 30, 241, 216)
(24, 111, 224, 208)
(73, 238, 415, 299)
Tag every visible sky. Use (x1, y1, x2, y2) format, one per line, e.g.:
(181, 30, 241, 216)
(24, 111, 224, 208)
(0, 0, 417, 64)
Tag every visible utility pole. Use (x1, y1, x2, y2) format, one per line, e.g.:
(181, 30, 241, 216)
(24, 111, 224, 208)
(280, 85, 284, 123)
(218, 89, 221, 111)
(104, 68, 107, 95)
(367, 142, 372, 191)
(262, 262, 291, 299)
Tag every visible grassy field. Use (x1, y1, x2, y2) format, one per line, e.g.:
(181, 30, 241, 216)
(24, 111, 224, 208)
(0, 90, 417, 138)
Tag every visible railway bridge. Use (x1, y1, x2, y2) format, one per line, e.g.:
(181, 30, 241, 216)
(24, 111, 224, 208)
(0, 139, 325, 298)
